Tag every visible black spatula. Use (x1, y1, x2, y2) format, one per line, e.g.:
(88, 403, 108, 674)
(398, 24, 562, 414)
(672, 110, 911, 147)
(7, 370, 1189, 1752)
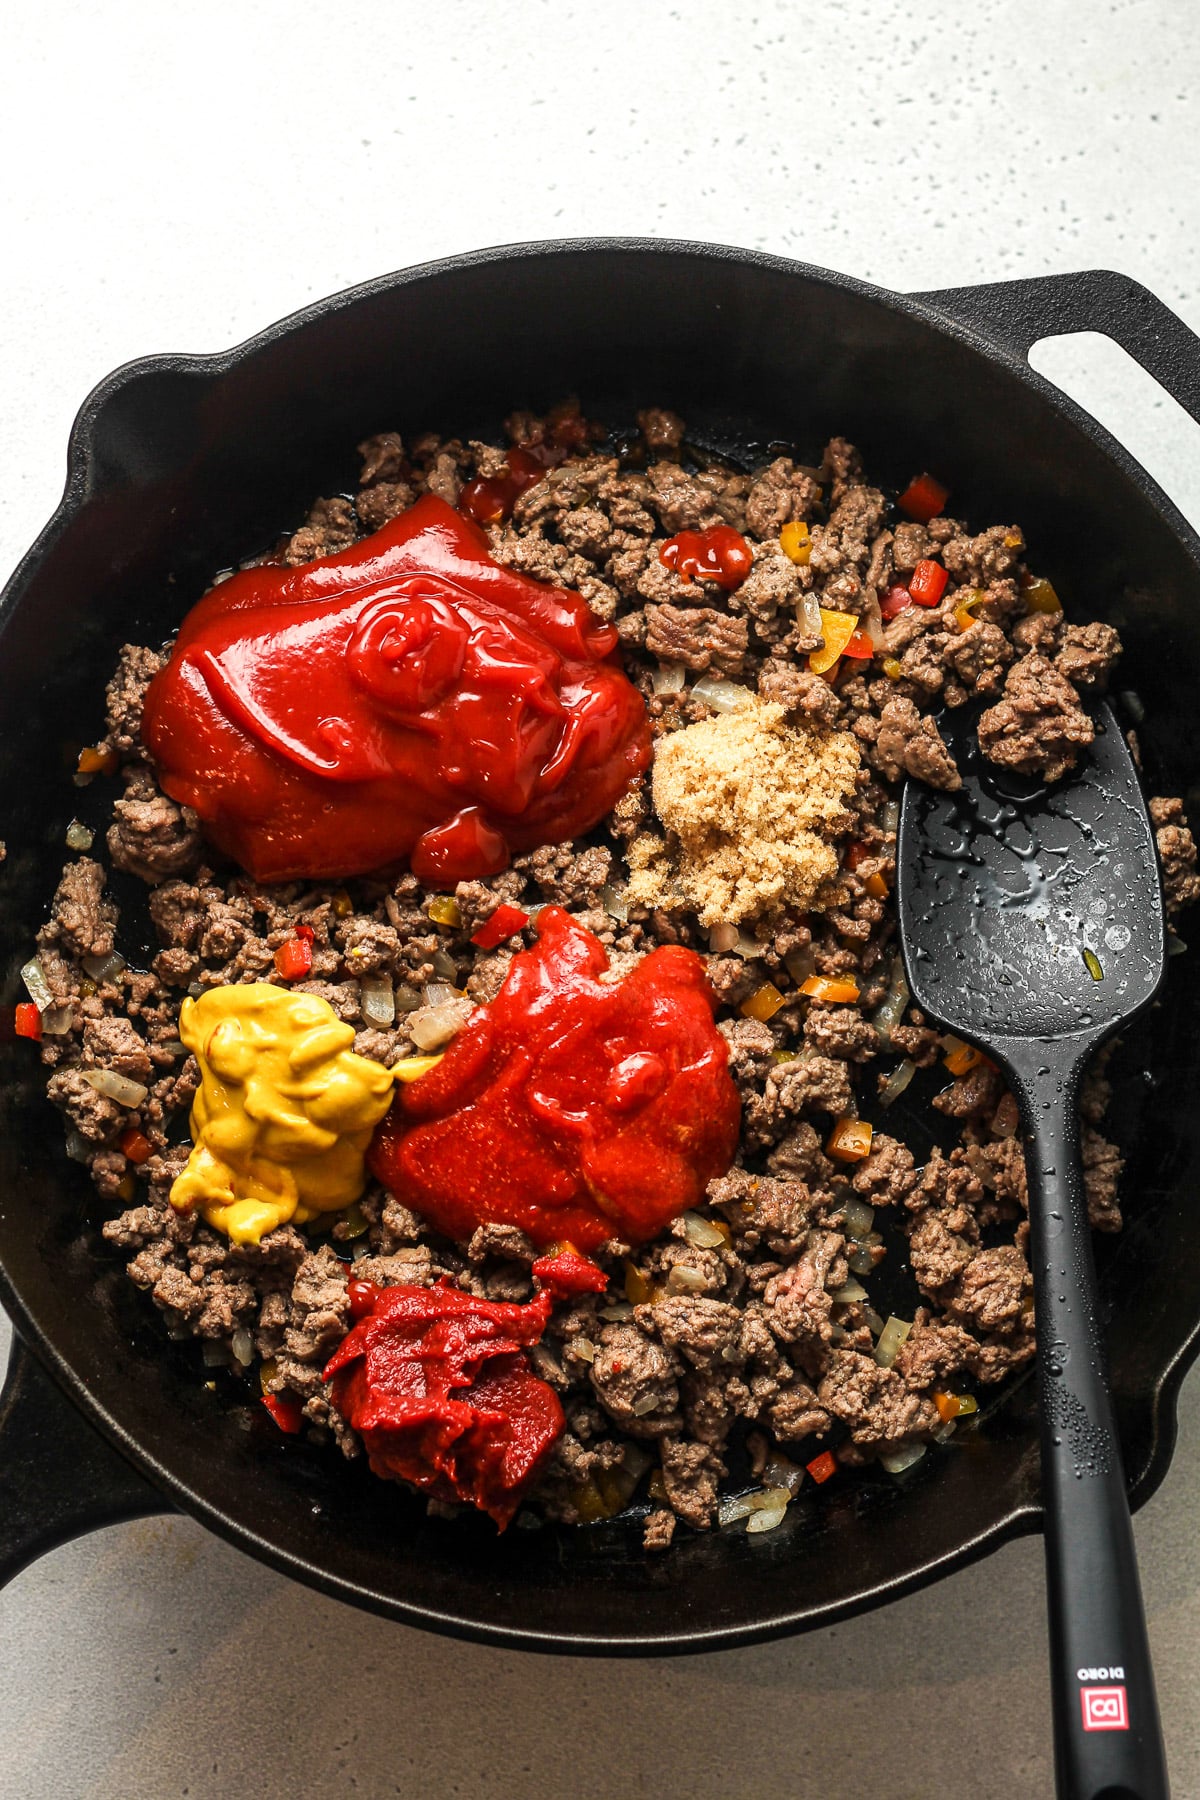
(896, 698, 1169, 1800)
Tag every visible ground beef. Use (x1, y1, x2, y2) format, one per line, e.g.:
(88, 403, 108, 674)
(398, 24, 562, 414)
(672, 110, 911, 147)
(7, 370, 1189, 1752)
(977, 652, 1094, 781)
(643, 603, 749, 677)
(39, 857, 117, 960)
(36, 408, 1194, 1548)
(108, 766, 202, 882)
(1150, 796, 1200, 914)
(871, 697, 961, 790)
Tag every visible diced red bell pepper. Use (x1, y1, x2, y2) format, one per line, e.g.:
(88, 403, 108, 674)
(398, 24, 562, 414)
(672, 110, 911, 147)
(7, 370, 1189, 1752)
(841, 628, 875, 659)
(908, 560, 949, 608)
(294, 922, 316, 942)
(897, 473, 949, 524)
(844, 841, 869, 871)
(880, 582, 913, 622)
(262, 1392, 304, 1434)
(118, 1127, 154, 1165)
(274, 937, 313, 981)
(470, 903, 530, 949)
(806, 1449, 838, 1484)
(14, 1003, 42, 1041)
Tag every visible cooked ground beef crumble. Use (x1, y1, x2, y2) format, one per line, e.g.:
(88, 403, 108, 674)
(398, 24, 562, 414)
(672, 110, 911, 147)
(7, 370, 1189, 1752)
(32, 406, 1200, 1547)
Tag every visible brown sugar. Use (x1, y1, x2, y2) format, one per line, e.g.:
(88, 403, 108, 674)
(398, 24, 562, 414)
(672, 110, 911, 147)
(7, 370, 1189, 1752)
(626, 698, 860, 925)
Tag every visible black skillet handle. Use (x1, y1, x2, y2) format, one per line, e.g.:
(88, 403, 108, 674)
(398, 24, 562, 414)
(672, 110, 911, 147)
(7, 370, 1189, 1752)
(0, 1335, 165, 1587)
(913, 269, 1200, 427)
(1009, 1049, 1169, 1800)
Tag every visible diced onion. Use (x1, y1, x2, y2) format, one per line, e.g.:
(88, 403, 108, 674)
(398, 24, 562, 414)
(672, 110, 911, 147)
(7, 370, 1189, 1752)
(933, 1419, 958, 1443)
(622, 1443, 653, 1482)
(650, 662, 686, 696)
(718, 1492, 759, 1526)
(831, 1278, 868, 1304)
(394, 982, 423, 1014)
(841, 1197, 875, 1239)
(1167, 933, 1187, 959)
(879, 1056, 918, 1107)
(881, 800, 900, 836)
(568, 1336, 597, 1363)
(41, 1005, 75, 1036)
(863, 1304, 886, 1336)
(862, 591, 887, 652)
(874, 1314, 912, 1369)
(691, 675, 754, 713)
(160, 1039, 188, 1057)
(230, 1328, 254, 1367)
(422, 981, 461, 1008)
(82, 950, 125, 983)
(1119, 689, 1145, 724)
(796, 590, 823, 637)
(201, 1340, 230, 1367)
(631, 1392, 661, 1416)
(784, 945, 816, 985)
(681, 1211, 727, 1248)
(409, 999, 474, 1052)
(20, 958, 54, 1012)
(63, 1127, 90, 1163)
(879, 1442, 927, 1476)
(746, 1500, 789, 1534)
(848, 1244, 877, 1277)
(666, 1264, 708, 1294)
(760, 1457, 804, 1497)
(599, 1301, 634, 1323)
(359, 972, 396, 1028)
(65, 820, 94, 851)
(871, 958, 910, 1046)
(80, 1068, 148, 1107)
(601, 884, 630, 922)
(431, 949, 459, 983)
(708, 922, 740, 953)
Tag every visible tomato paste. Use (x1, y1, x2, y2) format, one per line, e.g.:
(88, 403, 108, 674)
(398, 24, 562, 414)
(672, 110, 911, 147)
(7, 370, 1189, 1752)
(141, 494, 651, 886)
(369, 905, 741, 1250)
(324, 1277, 565, 1529)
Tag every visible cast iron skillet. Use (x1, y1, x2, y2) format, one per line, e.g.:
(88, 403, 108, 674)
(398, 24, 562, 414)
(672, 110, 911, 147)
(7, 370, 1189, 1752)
(1, 242, 1199, 1654)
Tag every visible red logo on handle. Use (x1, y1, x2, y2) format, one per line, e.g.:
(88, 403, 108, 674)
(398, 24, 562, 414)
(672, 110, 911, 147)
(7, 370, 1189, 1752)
(1081, 1686, 1129, 1731)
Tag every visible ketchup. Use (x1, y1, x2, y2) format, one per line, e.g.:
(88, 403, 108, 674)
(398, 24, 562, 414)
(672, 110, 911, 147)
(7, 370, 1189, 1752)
(659, 526, 753, 590)
(369, 906, 741, 1251)
(324, 1278, 564, 1529)
(459, 447, 549, 527)
(140, 495, 651, 886)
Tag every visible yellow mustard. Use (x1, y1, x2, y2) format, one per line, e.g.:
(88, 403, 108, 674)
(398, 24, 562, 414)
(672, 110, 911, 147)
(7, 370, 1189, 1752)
(170, 983, 403, 1247)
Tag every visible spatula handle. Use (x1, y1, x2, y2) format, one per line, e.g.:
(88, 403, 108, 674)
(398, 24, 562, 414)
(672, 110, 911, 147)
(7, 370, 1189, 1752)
(1011, 1050, 1169, 1799)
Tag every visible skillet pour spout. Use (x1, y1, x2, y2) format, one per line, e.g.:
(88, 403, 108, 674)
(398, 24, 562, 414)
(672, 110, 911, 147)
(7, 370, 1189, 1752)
(1, 242, 1200, 1653)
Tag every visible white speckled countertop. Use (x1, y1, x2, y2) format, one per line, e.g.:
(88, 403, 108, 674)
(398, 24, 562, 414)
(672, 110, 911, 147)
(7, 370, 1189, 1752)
(2, 4, 1199, 1795)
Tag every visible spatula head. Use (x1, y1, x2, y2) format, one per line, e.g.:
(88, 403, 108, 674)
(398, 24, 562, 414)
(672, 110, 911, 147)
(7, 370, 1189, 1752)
(896, 700, 1165, 1049)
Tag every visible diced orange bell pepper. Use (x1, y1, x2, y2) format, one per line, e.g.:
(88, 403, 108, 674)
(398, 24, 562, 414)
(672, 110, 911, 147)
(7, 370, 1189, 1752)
(953, 589, 987, 633)
(864, 872, 889, 899)
(808, 607, 860, 674)
(799, 974, 861, 1004)
(76, 744, 118, 776)
(897, 473, 949, 524)
(826, 1116, 873, 1162)
(933, 1391, 979, 1423)
(780, 520, 811, 565)
(740, 981, 788, 1022)
(806, 1449, 838, 1484)
(882, 657, 903, 681)
(118, 1127, 154, 1165)
(942, 1036, 991, 1077)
